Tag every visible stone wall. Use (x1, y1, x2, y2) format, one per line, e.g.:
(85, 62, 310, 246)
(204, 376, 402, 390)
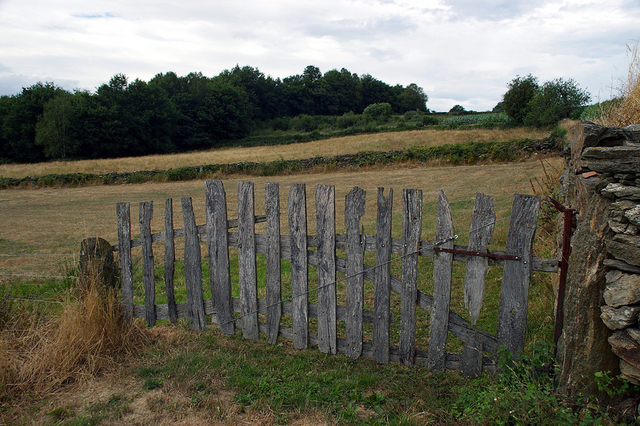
(557, 121, 640, 395)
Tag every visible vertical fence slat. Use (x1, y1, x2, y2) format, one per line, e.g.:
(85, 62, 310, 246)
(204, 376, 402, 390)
(238, 181, 259, 341)
(164, 198, 178, 324)
(427, 189, 454, 372)
(464, 193, 495, 325)
(205, 180, 235, 335)
(460, 334, 484, 379)
(497, 194, 541, 358)
(373, 188, 393, 364)
(345, 187, 366, 359)
(182, 196, 206, 331)
(265, 182, 282, 344)
(289, 183, 308, 349)
(116, 203, 133, 320)
(316, 184, 337, 354)
(400, 188, 422, 366)
(139, 201, 156, 326)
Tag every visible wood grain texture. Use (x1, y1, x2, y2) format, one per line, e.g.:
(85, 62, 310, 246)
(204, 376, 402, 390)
(373, 188, 392, 364)
(427, 190, 454, 373)
(345, 187, 366, 359)
(164, 198, 178, 324)
(464, 193, 495, 325)
(289, 183, 308, 349)
(497, 194, 541, 358)
(316, 184, 337, 354)
(205, 180, 235, 335)
(181, 196, 207, 331)
(265, 182, 282, 345)
(399, 188, 422, 365)
(139, 201, 156, 326)
(116, 202, 133, 320)
(238, 181, 259, 341)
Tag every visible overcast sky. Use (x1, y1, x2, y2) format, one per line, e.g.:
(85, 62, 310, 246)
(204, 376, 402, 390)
(1, 0, 638, 112)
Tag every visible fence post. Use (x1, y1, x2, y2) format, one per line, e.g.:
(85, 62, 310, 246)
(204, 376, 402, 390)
(345, 187, 366, 359)
(316, 184, 337, 354)
(265, 182, 282, 344)
(78, 236, 118, 298)
(238, 181, 259, 341)
(116, 203, 133, 320)
(289, 183, 309, 349)
(373, 188, 393, 364)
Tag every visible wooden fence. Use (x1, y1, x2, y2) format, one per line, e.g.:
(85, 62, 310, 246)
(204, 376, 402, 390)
(114, 180, 558, 378)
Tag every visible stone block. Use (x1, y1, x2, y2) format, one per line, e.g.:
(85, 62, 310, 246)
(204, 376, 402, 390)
(601, 305, 640, 330)
(609, 329, 640, 368)
(620, 359, 640, 385)
(601, 183, 640, 200)
(604, 273, 640, 307)
(625, 205, 640, 227)
(606, 239, 640, 267)
(611, 200, 639, 211)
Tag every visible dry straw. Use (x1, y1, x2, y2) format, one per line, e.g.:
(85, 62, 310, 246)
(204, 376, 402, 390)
(593, 41, 640, 127)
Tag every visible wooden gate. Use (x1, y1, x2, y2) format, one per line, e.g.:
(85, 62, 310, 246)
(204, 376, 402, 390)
(114, 180, 557, 378)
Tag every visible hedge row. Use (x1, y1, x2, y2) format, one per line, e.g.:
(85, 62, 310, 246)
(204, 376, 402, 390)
(0, 138, 561, 189)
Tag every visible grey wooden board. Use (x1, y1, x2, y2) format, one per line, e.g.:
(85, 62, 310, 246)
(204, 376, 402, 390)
(205, 180, 235, 335)
(238, 181, 259, 341)
(289, 183, 309, 349)
(316, 184, 337, 354)
(427, 190, 454, 373)
(345, 187, 366, 359)
(459, 334, 484, 378)
(464, 193, 495, 325)
(164, 198, 178, 324)
(139, 201, 156, 326)
(265, 182, 282, 345)
(373, 188, 392, 364)
(496, 194, 541, 359)
(116, 202, 133, 320)
(399, 188, 422, 365)
(181, 196, 206, 331)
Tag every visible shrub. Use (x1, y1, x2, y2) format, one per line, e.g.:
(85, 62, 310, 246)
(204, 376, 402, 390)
(363, 102, 393, 122)
(166, 166, 197, 181)
(290, 114, 318, 132)
(270, 117, 290, 131)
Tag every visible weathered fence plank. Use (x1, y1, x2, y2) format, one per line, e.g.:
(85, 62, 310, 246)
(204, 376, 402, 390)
(464, 193, 495, 325)
(205, 180, 235, 335)
(265, 182, 282, 345)
(373, 188, 393, 364)
(345, 187, 366, 359)
(181, 196, 207, 330)
(116, 202, 133, 320)
(238, 181, 259, 341)
(459, 334, 484, 379)
(497, 194, 541, 358)
(139, 201, 156, 326)
(316, 184, 337, 354)
(289, 183, 309, 349)
(400, 189, 422, 365)
(427, 190, 454, 372)
(164, 198, 178, 324)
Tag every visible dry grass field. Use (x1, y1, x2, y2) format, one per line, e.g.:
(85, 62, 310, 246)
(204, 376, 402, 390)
(1, 127, 587, 425)
(0, 127, 549, 179)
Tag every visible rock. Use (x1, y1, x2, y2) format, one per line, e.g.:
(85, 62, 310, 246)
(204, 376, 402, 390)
(606, 239, 640, 266)
(604, 259, 640, 275)
(609, 219, 630, 233)
(607, 270, 624, 284)
(611, 200, 639, 211)
(613, 234, 640, 247)
(78, 236, 118, 298)
(601, 183, 640, 200)
(609, 329, 640, 368)
(603, 273, 640, 307)
(582, 146, 640, 174)
(620, 359, 640, 385)
(601, 305, 640, 330)
(625, 205, 640, 227)
(628, 327, 640, 344)
(625, 224, 638, 235)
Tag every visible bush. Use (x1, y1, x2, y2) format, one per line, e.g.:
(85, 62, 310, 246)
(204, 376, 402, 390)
(270, 117, 290, 131)
(290, 114, 318, 132)
(166, 166, 198, 181)
(363, 102, 393, 122)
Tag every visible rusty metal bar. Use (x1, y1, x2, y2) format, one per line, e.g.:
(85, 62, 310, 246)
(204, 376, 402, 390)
(548, 197, 576, 348)
(432, 247, 520, 261)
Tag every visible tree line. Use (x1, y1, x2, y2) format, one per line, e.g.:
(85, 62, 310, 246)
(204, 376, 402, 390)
(0, 65, 428, 163)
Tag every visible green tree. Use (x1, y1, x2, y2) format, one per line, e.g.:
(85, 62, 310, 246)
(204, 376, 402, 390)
(399, 83, 428, 112)
(363, 102, 393, 122)
(524, 78, 591, 127)
(35, 92, 78, 159)
(448, 104, 467, 115)
(502, 74, 539, 124)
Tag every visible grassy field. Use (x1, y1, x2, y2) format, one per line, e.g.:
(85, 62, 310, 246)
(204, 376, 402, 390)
(1, 126, 627, 425)
(0, 127, 549, 179)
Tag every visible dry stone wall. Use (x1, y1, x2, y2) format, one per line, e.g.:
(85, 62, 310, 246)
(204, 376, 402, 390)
(557, 121, 640, 394)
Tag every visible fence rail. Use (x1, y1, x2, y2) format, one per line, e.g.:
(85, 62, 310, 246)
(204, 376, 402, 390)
(115, 180, 554, 378)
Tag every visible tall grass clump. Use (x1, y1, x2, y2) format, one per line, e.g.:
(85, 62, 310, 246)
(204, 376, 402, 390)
(2, 274, 146, 396)
(591, 41, 640, 127)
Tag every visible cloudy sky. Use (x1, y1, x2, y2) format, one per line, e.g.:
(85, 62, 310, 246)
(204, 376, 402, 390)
(0, 0, 638, 112)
